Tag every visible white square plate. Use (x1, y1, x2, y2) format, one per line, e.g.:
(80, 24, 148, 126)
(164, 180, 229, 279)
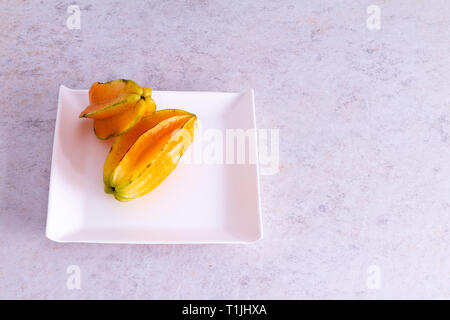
(46, 86, 262, 244)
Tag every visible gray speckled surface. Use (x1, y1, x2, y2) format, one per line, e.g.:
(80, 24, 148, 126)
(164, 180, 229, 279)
(1, 0, 449, 299)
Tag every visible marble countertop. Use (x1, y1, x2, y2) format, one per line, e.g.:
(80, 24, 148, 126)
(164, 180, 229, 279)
(0, 0, 449, 299)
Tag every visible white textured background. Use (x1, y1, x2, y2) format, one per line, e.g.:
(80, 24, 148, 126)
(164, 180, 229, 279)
(0, 0, 449, 299)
